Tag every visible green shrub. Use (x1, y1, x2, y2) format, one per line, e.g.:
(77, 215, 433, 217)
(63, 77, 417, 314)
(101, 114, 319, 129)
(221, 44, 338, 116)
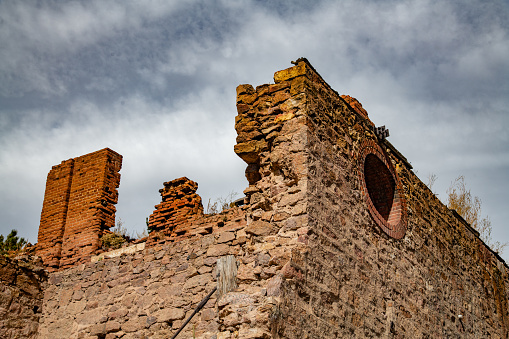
(101, 219, 127, 249)
(101, 233, 125, 249)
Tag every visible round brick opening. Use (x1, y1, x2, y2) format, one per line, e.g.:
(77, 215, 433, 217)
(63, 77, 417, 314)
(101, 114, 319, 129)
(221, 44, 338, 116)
(364, 154, 395, 221)
(357, 140, 407, 239)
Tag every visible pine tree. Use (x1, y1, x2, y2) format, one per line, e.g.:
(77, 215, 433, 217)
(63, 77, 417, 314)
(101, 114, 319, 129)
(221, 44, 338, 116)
(0, 229, 26, 253)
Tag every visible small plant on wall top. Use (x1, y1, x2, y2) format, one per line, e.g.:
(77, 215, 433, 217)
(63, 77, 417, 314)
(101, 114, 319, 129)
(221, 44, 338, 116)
(101, 219, 128, 250)
(205, 191, 239, 214)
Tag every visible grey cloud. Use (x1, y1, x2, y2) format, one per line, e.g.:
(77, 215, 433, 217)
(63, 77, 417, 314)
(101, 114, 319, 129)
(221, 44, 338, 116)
(1, 0, 508, 261)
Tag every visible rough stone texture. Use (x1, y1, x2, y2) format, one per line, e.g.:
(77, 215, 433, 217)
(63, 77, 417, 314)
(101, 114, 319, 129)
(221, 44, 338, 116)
(37, 148, 122, 271)
(0, 255, 47, 339)
(257, 59, 509, 338)
(37, 234, 231, 339)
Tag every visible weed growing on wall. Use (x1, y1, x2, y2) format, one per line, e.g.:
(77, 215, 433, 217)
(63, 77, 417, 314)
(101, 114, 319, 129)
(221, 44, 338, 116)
(101, 219, 128, 249)
(205, 191, 239, 214)
(426, 173, 438, 195)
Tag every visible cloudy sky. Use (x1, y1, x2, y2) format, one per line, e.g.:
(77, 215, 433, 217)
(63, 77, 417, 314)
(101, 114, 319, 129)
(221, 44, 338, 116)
(1, 0, 508, 260)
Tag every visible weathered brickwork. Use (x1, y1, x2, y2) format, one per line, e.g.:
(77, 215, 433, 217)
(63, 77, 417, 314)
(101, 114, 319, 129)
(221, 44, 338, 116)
(37, 148, 122, 271)
(0, 255, 46, 339)
(37, 159, 74, 269)
(357, 139, 407, 239)
(146, 177, 247, 247)
(148, 177, 204, 235)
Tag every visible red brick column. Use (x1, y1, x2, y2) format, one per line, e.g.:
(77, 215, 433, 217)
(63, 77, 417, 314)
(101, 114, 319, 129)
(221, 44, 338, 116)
(37, 148, 122, 270)
(37, 159, 74, 270)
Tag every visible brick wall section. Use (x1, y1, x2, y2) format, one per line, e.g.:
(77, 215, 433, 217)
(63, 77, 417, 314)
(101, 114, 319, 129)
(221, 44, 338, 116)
(364, 153, 395, 219)
(340, 94, 371, 122)
(37, 148, 122, 271)
(0, 255, 47, 339)
(148, 177, 204, 236)
(146, 177, 249, 248)
(37, 159, 74, 270)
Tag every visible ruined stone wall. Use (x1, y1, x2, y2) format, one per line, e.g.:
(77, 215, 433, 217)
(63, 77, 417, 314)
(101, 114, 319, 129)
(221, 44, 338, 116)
(26, 60, 509, 339)
(35, 74, 316, 338)
(37, 148, 122, 271)
(36, 208, 272, 339)
(261, 60, 509, 338)
(231, 63, 316, 337)
(0, 256, 46, 339)
(38, 237, 217, 339)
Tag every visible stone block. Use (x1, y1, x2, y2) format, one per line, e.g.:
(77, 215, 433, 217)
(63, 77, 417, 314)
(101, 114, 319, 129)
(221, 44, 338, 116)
(274, 61, 307, 83)
(245, 221, 272, 236)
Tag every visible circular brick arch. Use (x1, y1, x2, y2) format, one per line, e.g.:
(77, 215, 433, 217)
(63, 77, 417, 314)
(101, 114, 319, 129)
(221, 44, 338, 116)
(357, 140, 407, 239)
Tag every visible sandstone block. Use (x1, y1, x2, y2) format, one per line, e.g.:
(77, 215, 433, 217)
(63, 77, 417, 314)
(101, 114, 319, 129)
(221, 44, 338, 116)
(206, 244, 230, 257)
(238, 326, 270, 339)
(216, 232, 235, 244)
(237, 263, 258, 281)
(105, 321, 121, 333)
(236, 84, 255, 97)
(154, 308, 185, 323)
(89, 323, 107, 336)
(222, 311, 242, 327)
(201, 308, 216, 321)
(245, 220, 272, 236)
(218, 292, 255, 308)
(76, 309, 106, 325)
(183, 274, 212, 290)
(217, 331, 232, 339)
(121, 316, 147, 332)
(274, 61, 307, 83)
(281, 262, 303, 280)
(234, 140, 268, 164)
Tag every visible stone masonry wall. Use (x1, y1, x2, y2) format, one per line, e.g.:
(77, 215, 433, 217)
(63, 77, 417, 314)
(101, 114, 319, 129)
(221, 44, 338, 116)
(37, 148, 122, 271)
(36, 74, 317, 339)
(25, 59, 509, 339)
(262, 59, 509, 338)
(38, 236, 221, 339)
(37, 205, 292, 339)
(230, 60, 318, 337)
(0, 255, 47, 339)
